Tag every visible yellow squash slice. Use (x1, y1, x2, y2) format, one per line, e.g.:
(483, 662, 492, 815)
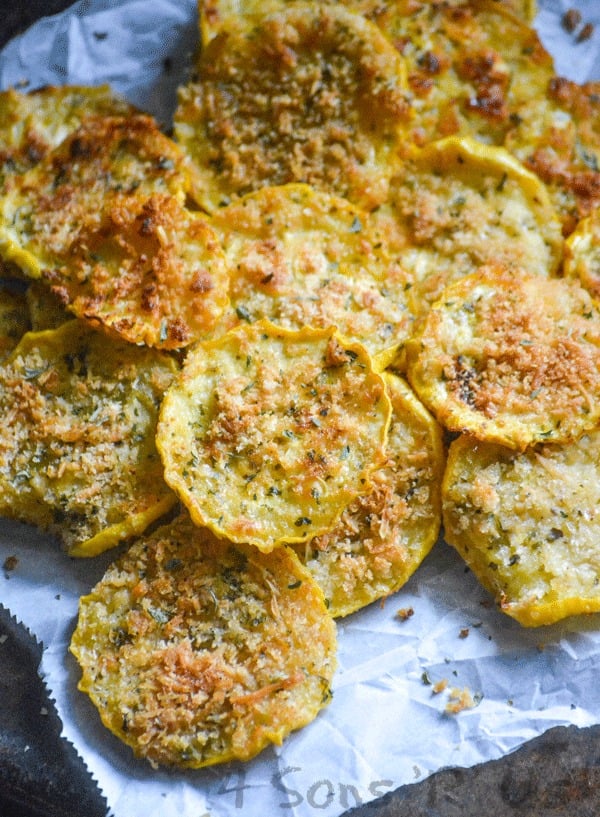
(563, 212, 600, 301)
(0, 320, 178, 556)
(405, 266, 600, 450)
(199, 0, 538, 47)
(363, 0, 553, 148)
(157, 320, 391, 551)
(443, 432, 600, 627)
(0, 84, 137, 188)
(210, 183, 415, 368)
(175, 3, 411, 211)
(376, 135, 563, 316)
(505, 77, 600, 234)
(0, 84, 138, 280)
(70, 513, 337, 768)
(292, 372, 444, 618)
(0, 115, 228, 348)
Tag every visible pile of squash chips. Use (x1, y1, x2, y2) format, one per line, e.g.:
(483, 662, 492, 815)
(0, 0, 599, 770)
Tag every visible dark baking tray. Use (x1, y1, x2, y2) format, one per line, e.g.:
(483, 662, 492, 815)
(1, 4, 600, 816)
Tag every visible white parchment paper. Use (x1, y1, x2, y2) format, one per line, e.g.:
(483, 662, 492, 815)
(1, 2, 600, 816)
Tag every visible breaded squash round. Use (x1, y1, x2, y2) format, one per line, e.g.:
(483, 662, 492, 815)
(0, 320, 178, 556)
(363, 0, 553, 148)
(0, 115, 197, 272)
(199, 0, 538, 47)
(443, 432, 600, 627)
(564, 212, 600, 301)
(505, 77, 600, 235)
(405, 266, 600, 450)
(292, 372, 444, 618)
(0, 84, 136, 188)
(157, 320, 391, 551)
(174, 3, 411, 211)
(70, 513, 337, 768)
(0, 116, 228, 348)
(0, 85, 138, 281)
(376, 136, 563, 316)
(210, 183, 415, 368)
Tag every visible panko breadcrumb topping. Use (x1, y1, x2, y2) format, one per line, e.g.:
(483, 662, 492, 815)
(406, 267, 600, 449)
(0, 320, 177, 555)
(70, 514, 336, 768)
(174, 3, 410, 210)
(157, 321, 391, 551)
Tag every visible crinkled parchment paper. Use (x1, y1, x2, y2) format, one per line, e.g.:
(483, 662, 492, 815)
(1, 2, 600, 816)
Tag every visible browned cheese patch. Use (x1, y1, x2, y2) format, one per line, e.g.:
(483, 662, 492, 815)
(505, 77, 600, 234)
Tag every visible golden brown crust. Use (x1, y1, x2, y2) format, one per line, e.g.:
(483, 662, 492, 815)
(70, 513, 337, 768)
(157, 320, 391, 551)
(0, 116, 228, 348)
(292, 372, 444, 617)
(405, 266, 600, 449)
(0, 320, 178, 555)
(175, 3, 410, 211)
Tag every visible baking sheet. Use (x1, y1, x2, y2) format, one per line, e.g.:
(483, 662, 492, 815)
(1, 2, 600, 816)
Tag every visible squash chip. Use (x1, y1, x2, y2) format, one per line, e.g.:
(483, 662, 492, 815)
(70, 513, 336, 768)
(0, 116, 228, 348)
(0, 320, 178, 556)
(505, 77, 600, 234)
(563, 212, 600, 301)
(210, 183, 415, 368)
(0, 114, 196, 276)
(360, 0, 553, 148)
(443, 432, 600, 627)
(0, 84, 137, 188)
(405, 266, 600, 449)
(292, 372, 444, 618)
(157, 320, 391, 551)
(0, 84, 138, 280)
(175, 3, 411, 211)
(199, 0, 538, 47)
(376, 136, 563, 317)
